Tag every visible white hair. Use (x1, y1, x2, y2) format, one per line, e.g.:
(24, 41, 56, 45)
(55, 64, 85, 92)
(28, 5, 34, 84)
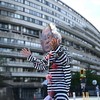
(49, 23, 62, 43)
(53, 31, 62, 43)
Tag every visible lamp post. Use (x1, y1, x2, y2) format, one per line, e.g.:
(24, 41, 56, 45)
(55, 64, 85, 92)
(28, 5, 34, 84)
(80, 68, 86, 96)
(92, 80, 99, 99)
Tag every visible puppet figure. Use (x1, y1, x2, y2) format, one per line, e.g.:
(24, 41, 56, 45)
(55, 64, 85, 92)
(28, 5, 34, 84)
(21, 23, 71, 100)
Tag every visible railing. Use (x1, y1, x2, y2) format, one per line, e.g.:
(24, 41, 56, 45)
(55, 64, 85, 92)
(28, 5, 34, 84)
(11, 72, 47, 77)
(0, 5, 17, 12)
(0, 71, 11, 77)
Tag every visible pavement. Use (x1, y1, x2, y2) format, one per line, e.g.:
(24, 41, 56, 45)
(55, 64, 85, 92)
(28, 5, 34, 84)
(69, 96, 100, 100)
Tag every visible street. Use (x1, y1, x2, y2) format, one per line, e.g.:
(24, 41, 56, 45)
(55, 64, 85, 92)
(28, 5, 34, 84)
(70, 96, 100, 100)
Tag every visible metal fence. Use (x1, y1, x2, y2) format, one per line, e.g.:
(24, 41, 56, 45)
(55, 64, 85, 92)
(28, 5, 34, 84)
(0, 87, 14, 100)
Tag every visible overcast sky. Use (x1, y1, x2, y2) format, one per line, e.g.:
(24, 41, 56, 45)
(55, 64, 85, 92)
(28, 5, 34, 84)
(60, 0, 100, 32)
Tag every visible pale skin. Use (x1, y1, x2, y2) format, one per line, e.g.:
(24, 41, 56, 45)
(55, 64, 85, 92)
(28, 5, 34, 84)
(20, 38, 60, 99)
(21, 48, 31, 58)
(21, 38, 60, 57)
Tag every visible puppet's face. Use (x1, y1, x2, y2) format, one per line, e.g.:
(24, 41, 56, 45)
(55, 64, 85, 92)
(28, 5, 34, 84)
(40, 26, 53, 52)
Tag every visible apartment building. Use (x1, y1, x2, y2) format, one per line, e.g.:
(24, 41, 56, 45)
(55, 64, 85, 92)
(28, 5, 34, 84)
(0, 0, 100, 99)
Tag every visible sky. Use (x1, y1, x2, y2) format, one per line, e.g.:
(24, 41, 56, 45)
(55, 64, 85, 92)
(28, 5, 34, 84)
(60, 0, 100, 32)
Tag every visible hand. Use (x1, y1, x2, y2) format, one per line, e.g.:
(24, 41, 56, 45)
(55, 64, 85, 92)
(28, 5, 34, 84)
(46, 74, 52, 84)
(50, 38, 58, 50)
(45, 51, 53, 60)
(20, 48, 31, 57)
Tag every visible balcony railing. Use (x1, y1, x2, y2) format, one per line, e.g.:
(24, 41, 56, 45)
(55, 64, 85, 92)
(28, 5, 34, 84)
(72, 52, 100, 66)
(3, 61, 34, 68)
(0, 40, 42, 52)
(4, 80, 42, 87)
(0, 5, 17, 12)
(11, 72, 47, 77)
(0, 71, 11, 78)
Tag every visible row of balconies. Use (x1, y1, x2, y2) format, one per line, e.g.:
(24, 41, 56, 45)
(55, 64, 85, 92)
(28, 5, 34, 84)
(1, 60, 100, 72)
(0, 35, 100, 61)
(0, 26, 100, 55)
(4, 80, 42, 87)
(72, 27, 100, 48)
(0, 47, 100, 66)
(0, 40, 42, 50)
(0, 4, 17, 12)
(61, 24, 100, 48)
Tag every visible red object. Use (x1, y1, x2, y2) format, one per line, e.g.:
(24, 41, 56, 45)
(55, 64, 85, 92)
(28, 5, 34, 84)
(45, 52, 53, 60)
(51, 63, 58, 69)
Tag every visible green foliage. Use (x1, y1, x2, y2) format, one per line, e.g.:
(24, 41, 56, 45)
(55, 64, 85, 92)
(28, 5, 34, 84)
(71, 69, 100, 88)
(71, 72, 80, 87)
(86, 70, 100, 86)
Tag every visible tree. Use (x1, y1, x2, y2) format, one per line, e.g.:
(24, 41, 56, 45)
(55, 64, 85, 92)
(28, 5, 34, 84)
(70, 72, 80, 93)
(70, 69, 100, 93)
(86, 69, 100, 86)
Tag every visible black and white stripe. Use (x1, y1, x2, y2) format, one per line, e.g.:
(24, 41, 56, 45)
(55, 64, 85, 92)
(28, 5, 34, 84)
(27, 45, 71, 99)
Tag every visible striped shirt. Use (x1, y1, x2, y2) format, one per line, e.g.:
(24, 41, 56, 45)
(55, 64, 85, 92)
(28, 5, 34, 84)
(27, 45, 71, 93)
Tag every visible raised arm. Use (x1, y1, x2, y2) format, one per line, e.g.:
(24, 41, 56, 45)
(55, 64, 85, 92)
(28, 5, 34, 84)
(21, 48, 48, 71)
(21, 48, 31, 58)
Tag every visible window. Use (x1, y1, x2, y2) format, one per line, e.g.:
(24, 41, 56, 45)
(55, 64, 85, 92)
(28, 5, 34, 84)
(15, 6, 23, 11)
(24, 8, 29, 13)
(15, 14, 20, 19)
(13, 0, 24, 3)
(10, 39, 15, 43)
(25, 0, 30, 5)
(25, 41, 30, 46)
(4, 38, 7, 43)
(1, 10, 7, 16)
(24, 16, 30, 21)
(0, 23, 8, 29)
(18, 40, 24, 45)
(8, 12, 14, 17)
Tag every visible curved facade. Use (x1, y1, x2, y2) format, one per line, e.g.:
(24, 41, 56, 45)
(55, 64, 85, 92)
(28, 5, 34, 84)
(0, 0, 100, 99)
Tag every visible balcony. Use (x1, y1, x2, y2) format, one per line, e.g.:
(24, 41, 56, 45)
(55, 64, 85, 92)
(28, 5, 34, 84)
(0, 5, 17, 12)
(4, 80, 42, 87)
(72, 25, 85, 33)
(0, 50, 24, 58)
(71, 26, 100, 47)
(0, 39, 42, 52)
(72, 52, 100, 66)
(3, 61, 34, 68)
(11, 72, 47, 77)
(0, 71, 11, 78)
(90, 65, 100, 71)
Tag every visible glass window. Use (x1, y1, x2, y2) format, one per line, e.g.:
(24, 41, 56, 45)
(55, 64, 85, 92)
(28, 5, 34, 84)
(10, 39, 15, 43)
(0, 23, 8, 29)
(23, 27, 26, 32)
(35, 20, 39, 24)
(24, 8, 29, 13)
(42, 22, 47, 26)
(25, 41, 30, 46)
(16, 6, 23, 11)
(1, 10, 7, 16)
(25, 0, 30, 5)
(0, 37, 4, 42)
(18, 40, 24, 45)
(48, 2, 52, 7)
(1, 2, 7, 6)
(34, 4, 41, 10)
(24, 16, 30, 21)
(4, 38, 7, 43)
(30, 42, 34, 46)
(15, 14, 20, 18)
(8, 12, 14, 17)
